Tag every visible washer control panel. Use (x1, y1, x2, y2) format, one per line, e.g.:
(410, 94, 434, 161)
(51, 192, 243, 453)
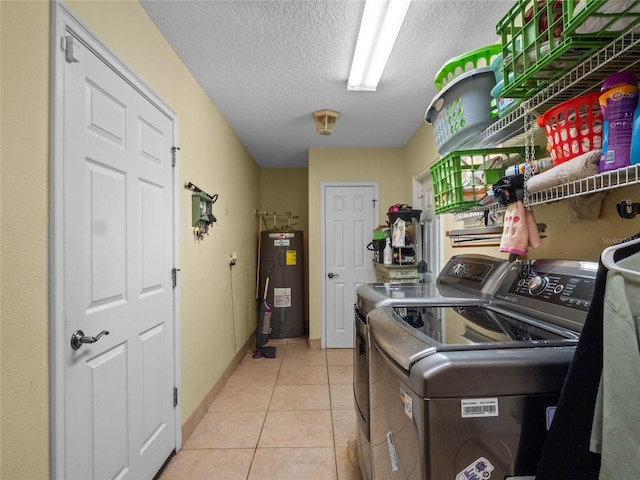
(495, 260, 598, 314)
(441, 260, 495, 284)
(510, 271, 595, 311)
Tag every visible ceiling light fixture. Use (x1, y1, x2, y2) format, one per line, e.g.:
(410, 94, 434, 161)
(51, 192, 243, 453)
(347, 0, 411, 92)
(313, 109, 339, 135)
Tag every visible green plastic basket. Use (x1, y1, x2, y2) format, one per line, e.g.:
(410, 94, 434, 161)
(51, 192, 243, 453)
(496, 0, 607, 98)
(429, 147, 526, 214)
(434, 44, 502, 91)
(564, 0, 640, 39)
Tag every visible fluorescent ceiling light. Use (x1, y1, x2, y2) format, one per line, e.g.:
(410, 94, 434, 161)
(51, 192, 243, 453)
(348, 0, 411, 91)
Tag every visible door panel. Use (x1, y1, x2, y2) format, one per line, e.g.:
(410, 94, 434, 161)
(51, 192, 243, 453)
(140, 324, 168, 451)
(354, 219, 367, 268)
(89, 345, 129, 479)
(333, 283, 346, 331)
(88, 161, 127, 307)
(62, 31, 175, 480)
(325, 185, 376, 348)
(140, 181, 165, 293)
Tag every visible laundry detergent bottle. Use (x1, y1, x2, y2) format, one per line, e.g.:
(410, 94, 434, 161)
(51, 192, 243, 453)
(599, 71, 639, 172)
(630, 99, 640, 165)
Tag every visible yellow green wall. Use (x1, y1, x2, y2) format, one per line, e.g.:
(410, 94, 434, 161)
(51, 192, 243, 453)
(1, 2, 260, 478)
(404, 123, 438, 195)
(307, 148, 405, 341)
(260, 168, 309, 233)
(1, 3, 51, 479)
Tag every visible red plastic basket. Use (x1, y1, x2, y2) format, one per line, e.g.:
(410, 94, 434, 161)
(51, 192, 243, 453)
(537, 92, 603, 165)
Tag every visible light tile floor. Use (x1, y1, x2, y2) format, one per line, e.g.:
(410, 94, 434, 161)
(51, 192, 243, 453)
(159, 338, 362, 480)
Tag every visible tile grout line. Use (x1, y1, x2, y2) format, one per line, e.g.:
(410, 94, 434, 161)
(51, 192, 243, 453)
(324, 350, 341, 479)
(228, 344, 353, 479)
(248, 341, 286, 479)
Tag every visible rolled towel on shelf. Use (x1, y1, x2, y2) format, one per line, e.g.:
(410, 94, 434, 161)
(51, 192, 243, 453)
(526, 150, 601, 193)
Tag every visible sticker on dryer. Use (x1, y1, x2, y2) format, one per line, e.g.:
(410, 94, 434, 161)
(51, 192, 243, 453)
(461, 398, 499, 418)
(456, 456, 495, 480)
(386, 431, 399, 472)
(399, 387, 413, 419)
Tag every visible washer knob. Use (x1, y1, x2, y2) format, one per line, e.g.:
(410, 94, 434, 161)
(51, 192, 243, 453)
(452, 263, 465, 276)
(528, 275, 549, 295)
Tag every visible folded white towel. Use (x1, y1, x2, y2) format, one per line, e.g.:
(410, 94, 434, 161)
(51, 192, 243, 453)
(526, 150, 601, 193)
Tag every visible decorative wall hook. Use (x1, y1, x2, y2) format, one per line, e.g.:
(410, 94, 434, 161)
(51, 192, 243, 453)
(616, 199, 640, 219)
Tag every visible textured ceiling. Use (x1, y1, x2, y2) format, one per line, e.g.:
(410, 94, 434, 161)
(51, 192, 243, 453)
(140, 0, 510, 168)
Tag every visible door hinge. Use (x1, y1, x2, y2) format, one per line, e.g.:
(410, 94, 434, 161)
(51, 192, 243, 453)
(373, 199, 377, 207)
(171, 147, 180, 167)
(61, 35, 80, 64)
(173, 387, 178, 407)
(171, 268, 180, 288)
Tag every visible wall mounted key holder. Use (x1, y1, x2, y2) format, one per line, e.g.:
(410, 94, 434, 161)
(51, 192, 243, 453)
(185, 182, 218, 239)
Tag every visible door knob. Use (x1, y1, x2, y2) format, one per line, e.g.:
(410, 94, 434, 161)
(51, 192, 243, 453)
(327, 272, 339, 279)
(71, 330, 109, 350)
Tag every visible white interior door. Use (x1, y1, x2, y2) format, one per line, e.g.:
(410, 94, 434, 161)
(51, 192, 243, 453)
(324, 184, 377, 348)
(58, 26, 177, 479)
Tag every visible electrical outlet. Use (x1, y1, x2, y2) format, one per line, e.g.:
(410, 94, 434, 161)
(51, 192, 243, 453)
(229, 252, 237, 265)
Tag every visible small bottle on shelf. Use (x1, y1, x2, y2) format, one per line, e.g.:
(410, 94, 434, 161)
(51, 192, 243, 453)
(383, 238, 392, 265)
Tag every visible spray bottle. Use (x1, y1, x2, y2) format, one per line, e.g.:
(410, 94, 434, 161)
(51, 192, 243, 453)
(383, 237, 393, 265)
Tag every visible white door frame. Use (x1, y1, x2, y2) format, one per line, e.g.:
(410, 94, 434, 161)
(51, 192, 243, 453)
(49, 3, 181, 477)
(320, 181, 379, 348)
(412, 170, 443, 277)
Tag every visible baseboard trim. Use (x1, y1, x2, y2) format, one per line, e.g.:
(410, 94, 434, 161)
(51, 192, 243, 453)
(308, 337, 321, 349)
(181, 331, 256, 444)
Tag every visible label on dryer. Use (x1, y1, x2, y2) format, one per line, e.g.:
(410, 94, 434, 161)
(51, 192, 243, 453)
(456, 457, 495, 480)
(461, 398, 499, 418)
(399, 387, 413, 419)
(386, 431, 399, 472)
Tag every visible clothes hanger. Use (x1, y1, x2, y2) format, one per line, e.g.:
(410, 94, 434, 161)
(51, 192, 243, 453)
(601, 235, 640, 277)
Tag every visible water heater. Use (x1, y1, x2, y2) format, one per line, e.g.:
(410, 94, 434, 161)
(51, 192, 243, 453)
(258, 230, 305, 338)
